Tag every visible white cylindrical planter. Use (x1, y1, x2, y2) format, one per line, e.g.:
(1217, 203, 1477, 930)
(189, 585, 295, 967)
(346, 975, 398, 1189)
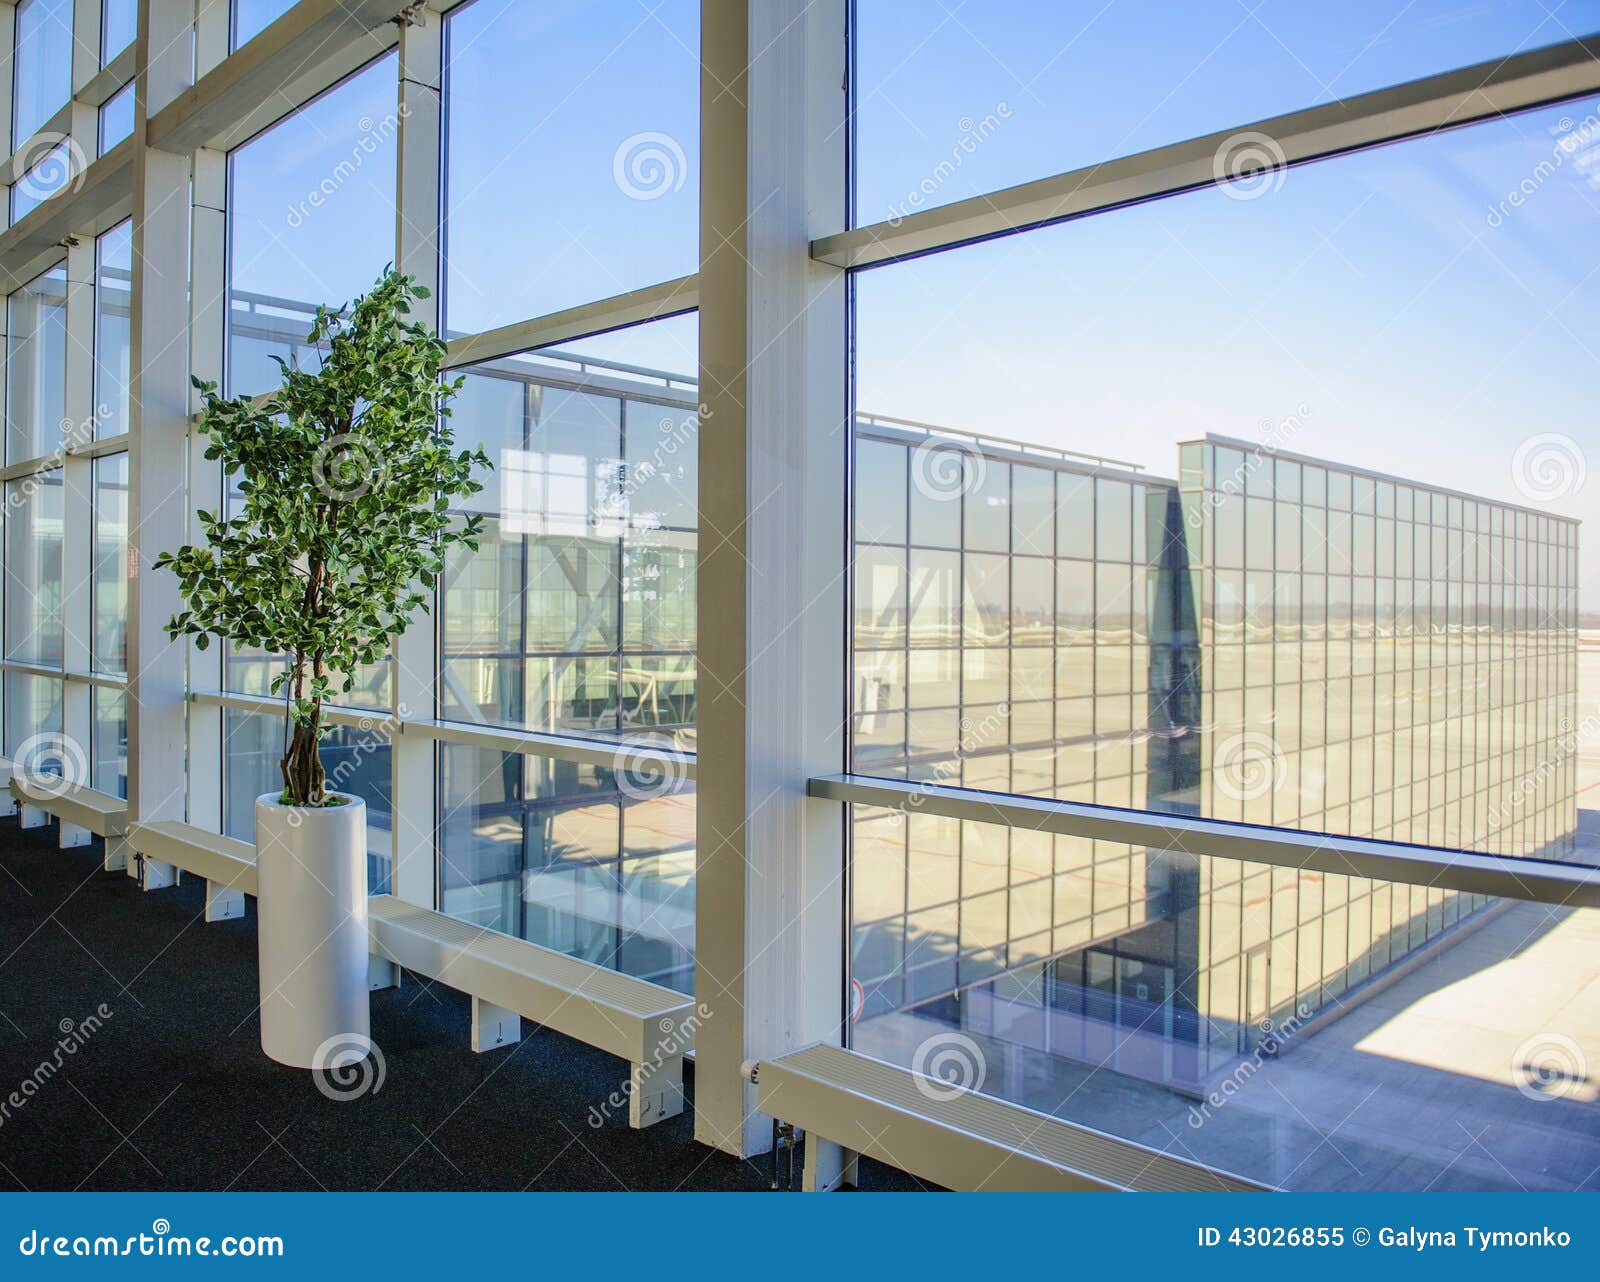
(255, 792, 370, 1069)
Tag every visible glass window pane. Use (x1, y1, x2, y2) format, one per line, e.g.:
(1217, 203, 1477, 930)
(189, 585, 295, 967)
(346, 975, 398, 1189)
(227, 54, 397, 397)
(853, 0, 1600, 222)
(224, 708, 393, 892)
(95, 221, 132, 439)
(92, 454, 128, 674)
(5, 469, 64, 666)
(98, 80, 135, 152)
(102, 0, 138, 64)
(12, 0, 73, 148)
(442, 0, 699, 334)
(92, 687, 127, 798)
(440, 315, 698, 740)
(439, 746, 695, 994)
(232, 0, 295, 48)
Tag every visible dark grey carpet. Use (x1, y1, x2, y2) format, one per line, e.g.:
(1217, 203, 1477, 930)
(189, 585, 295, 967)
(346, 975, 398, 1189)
(0, 817, 918, 1191)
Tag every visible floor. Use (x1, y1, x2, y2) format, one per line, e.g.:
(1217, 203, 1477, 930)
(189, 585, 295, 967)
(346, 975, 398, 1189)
(0, 818, 919, 1192)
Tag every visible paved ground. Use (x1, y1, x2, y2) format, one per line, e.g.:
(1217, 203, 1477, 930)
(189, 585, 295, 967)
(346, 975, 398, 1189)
(857, 900, 1600, 1190)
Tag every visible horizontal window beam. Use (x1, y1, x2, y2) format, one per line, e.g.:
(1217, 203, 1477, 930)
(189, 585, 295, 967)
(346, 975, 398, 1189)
(442, 276, 699, 371)
(0, 139, 132, 293)
(146, 0, 402, 155)
(188, 693, 697, 778)
(191, 689, 392, 730)
(0, 661, 126, 690)
(399, 715, 697, 780)
(0, 433, 131, 481)
(808, 773, 1600, 909)
(815, 35, 1600, 268)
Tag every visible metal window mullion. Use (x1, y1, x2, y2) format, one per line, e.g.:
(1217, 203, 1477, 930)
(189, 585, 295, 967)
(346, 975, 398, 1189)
(815, 35, 1600, 269)
(58, 235, 94, 795)
(807, 773, 1600, 910)
(390, 8, 442, 909)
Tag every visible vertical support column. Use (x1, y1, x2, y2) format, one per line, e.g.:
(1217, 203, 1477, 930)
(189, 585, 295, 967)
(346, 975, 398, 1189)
(388, 9, 443, 913)
(57, 232, 95, 849)
(182, 0, 231, 849)
(125, 0, 195, 884)
(694, 0, 849, 1157)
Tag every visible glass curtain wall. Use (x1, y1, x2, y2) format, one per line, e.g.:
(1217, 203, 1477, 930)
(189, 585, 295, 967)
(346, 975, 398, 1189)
(846, 4, 1600, 1190)
(221, 54, 398, 887)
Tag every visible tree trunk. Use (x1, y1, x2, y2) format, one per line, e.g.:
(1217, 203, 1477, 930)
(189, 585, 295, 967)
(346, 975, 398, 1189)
(282, 708, 326, 806)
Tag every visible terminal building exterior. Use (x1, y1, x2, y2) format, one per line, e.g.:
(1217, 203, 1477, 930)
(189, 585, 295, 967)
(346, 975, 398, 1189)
(850, 424, 1578, 1095)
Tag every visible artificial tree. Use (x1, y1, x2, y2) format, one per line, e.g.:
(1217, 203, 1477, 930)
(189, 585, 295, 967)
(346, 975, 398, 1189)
(158, 269, 490, 807)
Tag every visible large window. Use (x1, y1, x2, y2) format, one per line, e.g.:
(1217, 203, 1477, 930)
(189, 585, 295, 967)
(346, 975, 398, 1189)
(853, 0, 1600, 223)
(5, 265, 67, 463)
(220, 54, 399, 885)
(11, 0, 72, 149)
(91, 456, 128, 796)
(438, 316, 699, 989)
(95, 221, 132, 438)
(441, 0, 699, 334)
(102, 0, 137, 65)
(845, 42, 1599, 1188)
(226, 53, 397, 397)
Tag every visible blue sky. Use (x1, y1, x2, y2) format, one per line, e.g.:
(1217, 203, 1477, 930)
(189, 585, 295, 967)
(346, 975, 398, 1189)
(224, 0, 1600, 602)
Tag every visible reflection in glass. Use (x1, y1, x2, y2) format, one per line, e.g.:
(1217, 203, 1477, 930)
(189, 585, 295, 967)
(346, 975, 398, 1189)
(92, 454, 129, 674)
(4, 470, 64, 666)
(439, 746, 694, 994)
(223, 709, 392, 892)
(96, 222, 133, 438)
(5, 265, 67, 463)
(847, 100, 1592, 1182)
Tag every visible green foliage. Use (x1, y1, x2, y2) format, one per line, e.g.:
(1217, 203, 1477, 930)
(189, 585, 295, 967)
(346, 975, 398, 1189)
(156, 269, 491, 805)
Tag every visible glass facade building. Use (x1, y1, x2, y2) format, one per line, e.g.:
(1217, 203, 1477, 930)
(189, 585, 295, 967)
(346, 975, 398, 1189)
(850, 427, 1578, 1095)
